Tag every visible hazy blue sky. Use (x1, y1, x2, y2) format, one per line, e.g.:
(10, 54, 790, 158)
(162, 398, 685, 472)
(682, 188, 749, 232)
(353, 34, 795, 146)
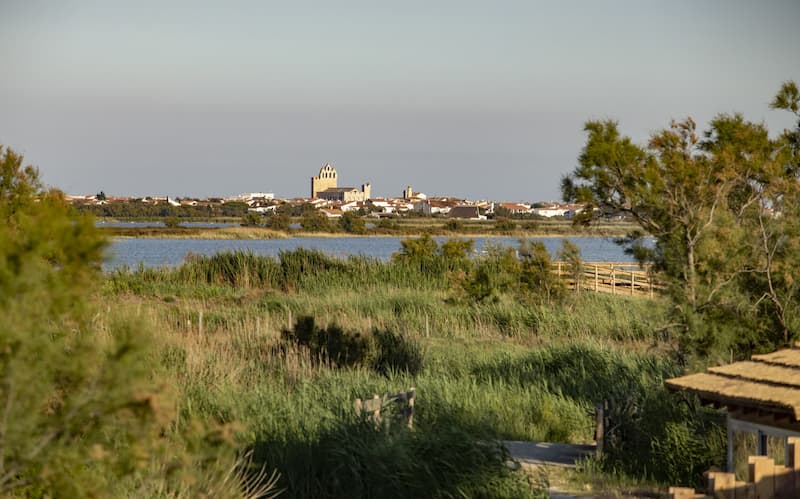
(2, 1, 798, 201)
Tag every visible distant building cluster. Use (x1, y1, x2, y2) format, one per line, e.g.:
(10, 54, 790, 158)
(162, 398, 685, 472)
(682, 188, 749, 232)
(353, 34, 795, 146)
(67, 162, 588, 220)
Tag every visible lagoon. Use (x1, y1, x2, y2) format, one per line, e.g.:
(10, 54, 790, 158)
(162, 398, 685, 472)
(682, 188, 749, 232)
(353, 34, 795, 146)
(106, 236, 640, 270)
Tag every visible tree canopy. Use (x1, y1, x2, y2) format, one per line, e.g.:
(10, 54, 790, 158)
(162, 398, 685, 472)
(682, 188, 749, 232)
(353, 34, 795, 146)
(562, 82, 800, 361)
(0, 146, 257, 496)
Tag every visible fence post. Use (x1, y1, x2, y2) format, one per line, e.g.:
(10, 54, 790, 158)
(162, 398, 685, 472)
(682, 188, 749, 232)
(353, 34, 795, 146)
(595, 402, 604, 455)
(630, 271, 635, 295)
(749, 455, 775, 499)
(594, 265, 599, 292)
(611, 266, 616, 295)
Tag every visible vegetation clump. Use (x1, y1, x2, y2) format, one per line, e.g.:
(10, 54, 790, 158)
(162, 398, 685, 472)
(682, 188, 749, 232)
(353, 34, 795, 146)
(563, 81, 800, 361)
(281, 316, 424, 376)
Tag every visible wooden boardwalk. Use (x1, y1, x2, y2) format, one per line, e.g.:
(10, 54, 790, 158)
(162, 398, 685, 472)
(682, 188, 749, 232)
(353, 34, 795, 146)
(552, 261, 661, 298)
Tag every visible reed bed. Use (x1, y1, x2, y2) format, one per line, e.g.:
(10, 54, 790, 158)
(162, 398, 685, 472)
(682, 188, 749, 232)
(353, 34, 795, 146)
(102, 249, 722, 494)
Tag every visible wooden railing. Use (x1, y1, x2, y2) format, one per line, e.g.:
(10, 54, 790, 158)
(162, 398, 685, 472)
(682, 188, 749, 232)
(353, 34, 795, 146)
(552, 261, 662, 298)
(669, 437, 800, 498)
(355, 387, 416, 430)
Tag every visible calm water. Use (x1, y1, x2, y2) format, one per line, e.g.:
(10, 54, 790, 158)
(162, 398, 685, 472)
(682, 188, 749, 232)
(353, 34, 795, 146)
(106, 236, 638, 270)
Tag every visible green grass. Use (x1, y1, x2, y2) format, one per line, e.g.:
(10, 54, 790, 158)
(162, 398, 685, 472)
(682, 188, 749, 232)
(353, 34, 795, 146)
(102, 249, 724, 496)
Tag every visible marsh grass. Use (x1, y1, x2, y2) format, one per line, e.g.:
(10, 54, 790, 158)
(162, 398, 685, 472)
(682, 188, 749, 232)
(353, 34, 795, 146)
(103, 249, 721, 495)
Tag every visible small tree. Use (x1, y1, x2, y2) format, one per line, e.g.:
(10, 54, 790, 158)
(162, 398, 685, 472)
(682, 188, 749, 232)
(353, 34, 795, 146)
(494, 217, 516, 233)
(164, 216, 182, 228)
(0, 146, 149, 494)
(301, 210, 333, 232)
(266, 213, 291, 231)
(518, 240, 564, 302)
(557, 240, 583, 294)
(241, 210, 262, 227)
(339, 211, 367, 234)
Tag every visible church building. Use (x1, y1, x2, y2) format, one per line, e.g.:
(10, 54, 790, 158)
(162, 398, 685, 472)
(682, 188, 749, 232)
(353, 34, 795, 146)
(310, 164, 371, 202)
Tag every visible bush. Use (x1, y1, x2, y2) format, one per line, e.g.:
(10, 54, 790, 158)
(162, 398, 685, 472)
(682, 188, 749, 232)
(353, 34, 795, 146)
(241, 211, 262, 227)
(339, 211, 367, 234)
(445, 219, 463, 231)
(282, 316, 372, 368)
(372, 329, 424, 376)
(300, 210, 334, 232)
(0, 145, 258, 496)
(266, 213, 291, 231)
(164, 216, 182, 228)
(495, 217, 516, 233)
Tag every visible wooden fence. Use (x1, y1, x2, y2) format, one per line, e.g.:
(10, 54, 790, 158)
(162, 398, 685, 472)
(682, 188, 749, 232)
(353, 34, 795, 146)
(669, 437, 800, 498)
(355, 387, 416, 430)
(552, 261, 661, 298)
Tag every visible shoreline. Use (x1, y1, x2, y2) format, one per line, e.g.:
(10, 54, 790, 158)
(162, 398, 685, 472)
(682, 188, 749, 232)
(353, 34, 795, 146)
(105, 229, 635, 240)
(98, 218, 641, 240)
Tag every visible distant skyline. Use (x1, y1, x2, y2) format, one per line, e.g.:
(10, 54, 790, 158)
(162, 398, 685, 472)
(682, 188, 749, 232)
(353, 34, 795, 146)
(2, 0, 799, 201)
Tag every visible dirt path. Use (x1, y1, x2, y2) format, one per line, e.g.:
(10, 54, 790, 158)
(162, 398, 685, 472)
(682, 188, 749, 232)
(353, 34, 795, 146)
(503, 440, 596, 468)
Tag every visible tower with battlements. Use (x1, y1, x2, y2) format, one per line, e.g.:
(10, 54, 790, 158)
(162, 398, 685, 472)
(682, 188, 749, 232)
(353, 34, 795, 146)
(311, 163, 338, 198)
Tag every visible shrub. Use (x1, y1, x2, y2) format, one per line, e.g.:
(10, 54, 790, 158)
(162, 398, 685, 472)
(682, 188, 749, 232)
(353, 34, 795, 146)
(339, 211, 367, 234)
(266, 213, 291, 231)
(494, 217, 516, 233)
(281, 316, 372, 368)
(241, 210, 262, 227)
(371, 329, 424, 376)
(518, 239, 565, 302)
(300, 210, 334, 232)
(445, 219, 463, 231)
(164, 216, 182, 228)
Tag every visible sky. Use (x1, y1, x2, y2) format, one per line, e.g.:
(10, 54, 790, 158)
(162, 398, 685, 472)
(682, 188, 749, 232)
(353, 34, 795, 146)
(1, 0, 799, 201)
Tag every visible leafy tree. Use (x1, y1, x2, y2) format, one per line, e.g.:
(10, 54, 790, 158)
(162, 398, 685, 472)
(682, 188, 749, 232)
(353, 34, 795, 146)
(494, 217, 516, 233)
(460, 243, 520, 302)
(562, 82, 800, 359)
(439, 238, 474, 270)
(266, 213, 291, 231)
(0, 146, 262, 496)
(300, 210, 334, 232)
(518, 240, 564, 302)
(557, 240, 583, 294)
(164, 215, 182, 228)
(338, 211, 367, 234)
(241, 211, 263, 227)
(0, 146, 150, 494)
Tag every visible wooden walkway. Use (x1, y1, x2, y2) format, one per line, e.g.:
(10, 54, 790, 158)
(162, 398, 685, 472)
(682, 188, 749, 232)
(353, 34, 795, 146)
(552, 261, 661, 298)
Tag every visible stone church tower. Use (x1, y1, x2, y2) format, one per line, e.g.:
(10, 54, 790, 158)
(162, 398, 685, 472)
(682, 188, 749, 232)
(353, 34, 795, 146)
(311, 163, 337, 198)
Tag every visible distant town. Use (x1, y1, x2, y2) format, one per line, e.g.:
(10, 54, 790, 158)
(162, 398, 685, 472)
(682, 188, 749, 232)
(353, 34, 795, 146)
(66, 163, 587, 220)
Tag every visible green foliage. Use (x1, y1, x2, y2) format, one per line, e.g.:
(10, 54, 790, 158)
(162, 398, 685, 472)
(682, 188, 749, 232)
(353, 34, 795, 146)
(282, 316, 372, 368)
(371, 329, 424, 376)
(376, 218, 399, 231)
(393, 235, 474, 278)
(300, 210, 334, 232)
(265, 213, 291, 231)
(338, 211, 367, 234)
(178, 251, 282, 288)
(563, 82, 800, 359)
(241, 211, 262, 227)
(164, 215, 182, 228)
(0, 147, 284, 496)
(459, 243, 520, 303)
(518, 240, 565, 302)
(558, 240, 583, 294)
(495, 217, 516, 233)
(444, 219, 463, 231)
(281, 317, 424, 376)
